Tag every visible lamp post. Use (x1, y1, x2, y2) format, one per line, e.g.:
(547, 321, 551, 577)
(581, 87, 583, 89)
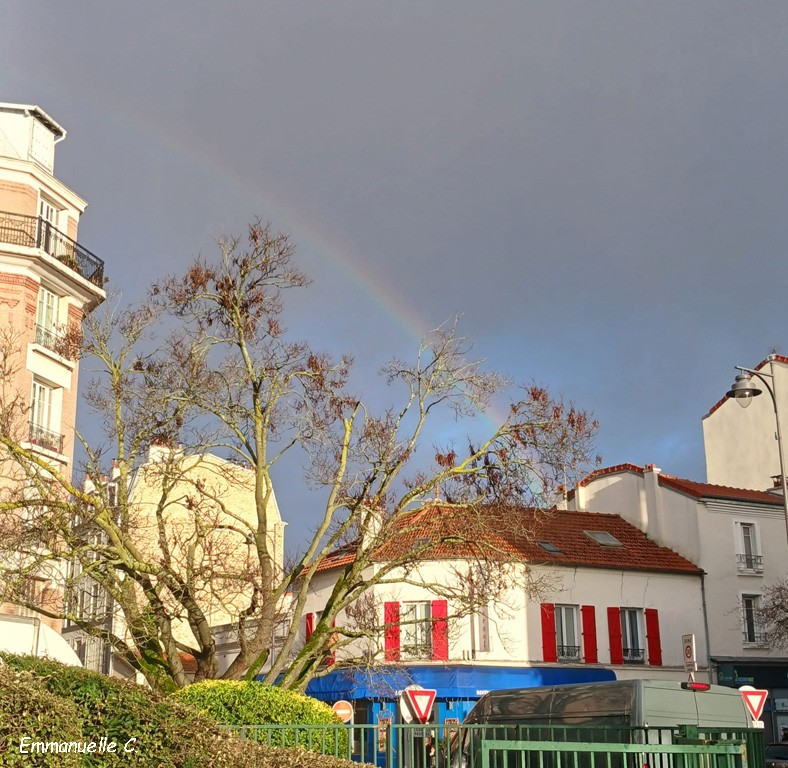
(725, 354, 788, 545)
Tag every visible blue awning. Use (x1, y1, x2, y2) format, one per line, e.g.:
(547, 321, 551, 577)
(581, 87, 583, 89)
(305, 664, 615, 702)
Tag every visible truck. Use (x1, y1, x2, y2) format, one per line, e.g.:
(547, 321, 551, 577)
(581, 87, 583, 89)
(452, 680, 760, 768)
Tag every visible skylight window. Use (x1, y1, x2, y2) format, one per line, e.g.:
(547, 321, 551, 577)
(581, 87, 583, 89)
(584, 530, 624, 547)
(537, 541, 562, 554)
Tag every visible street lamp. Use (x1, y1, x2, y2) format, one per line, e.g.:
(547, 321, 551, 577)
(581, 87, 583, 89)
(725, 354, 788, 544)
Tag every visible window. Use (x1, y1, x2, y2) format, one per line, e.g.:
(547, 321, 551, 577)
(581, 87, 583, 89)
(38, 197, 59, 256)
(538, 541, 562, 554)
(584, 531, 624, 547)
(29, 379, 62, 453)
(402, 602, 433, 659)
(384, 600, 447, 662)
(18, 576, 46, 618)
(620, 608, 644, 663)
(608, 607, 661, 665)
(736, 522, 763, 573)
(555, 605, 580, 660)
(742, 594, 767, 645)
(35, 286, 61, 351)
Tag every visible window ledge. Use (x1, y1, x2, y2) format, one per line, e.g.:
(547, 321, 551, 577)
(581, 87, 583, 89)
(29, 342, 75, 371)
(21, 441, 68, 464)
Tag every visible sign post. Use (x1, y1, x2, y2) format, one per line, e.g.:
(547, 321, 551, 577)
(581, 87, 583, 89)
(401, 685, 437, 724)
(739, 685, 768, 724)
(332, 700, 354, 724)
(682, 633, 697, 676)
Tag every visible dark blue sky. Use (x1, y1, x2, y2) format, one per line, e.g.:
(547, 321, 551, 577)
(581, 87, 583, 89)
(5, 1, 788, 550)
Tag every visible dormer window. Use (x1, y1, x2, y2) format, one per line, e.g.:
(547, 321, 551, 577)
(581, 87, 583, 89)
(584, 530, 623, 547)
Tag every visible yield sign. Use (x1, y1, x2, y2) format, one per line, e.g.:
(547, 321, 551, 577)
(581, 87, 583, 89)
(406, 688, 437, 724)
(739, 685, 768, 721)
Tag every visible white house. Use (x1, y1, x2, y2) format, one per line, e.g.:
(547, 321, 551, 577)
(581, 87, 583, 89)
(567, 462, 788, 741)
(300, 505, 706, 728)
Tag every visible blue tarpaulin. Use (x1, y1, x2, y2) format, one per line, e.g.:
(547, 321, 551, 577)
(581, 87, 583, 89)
(305, 664, 615, 702)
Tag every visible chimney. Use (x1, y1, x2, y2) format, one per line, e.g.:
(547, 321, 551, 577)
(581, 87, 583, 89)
(112, 458, 120, 481)
(642, 464, 663, 541)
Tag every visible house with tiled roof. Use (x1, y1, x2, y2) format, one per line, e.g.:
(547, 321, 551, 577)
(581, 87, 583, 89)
(299, 503, 707, 729)
(566, 461, 788, 742)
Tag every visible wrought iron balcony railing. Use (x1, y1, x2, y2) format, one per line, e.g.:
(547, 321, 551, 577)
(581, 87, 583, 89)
(0, 211, 104, 286)
(34, 322, 64, 353)
(557, 644, 581, 660)
(622, 647, 645, 664)
(736, 553, 764, 572)
(28, 421, 65, 454)
(743, 630, 769, 646)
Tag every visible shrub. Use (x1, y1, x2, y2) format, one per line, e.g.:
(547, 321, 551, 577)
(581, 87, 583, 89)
(172, 681, 349, 755)
(0, 654, 364, 768)
(0, 665, 83, 767)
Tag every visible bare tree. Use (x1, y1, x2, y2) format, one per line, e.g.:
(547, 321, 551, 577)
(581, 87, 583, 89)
(760, 579, 788, 649)
(0, 221, 598, 693)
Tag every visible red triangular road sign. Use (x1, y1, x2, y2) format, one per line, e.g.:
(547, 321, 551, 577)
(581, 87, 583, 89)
(406, 688, 436, 723)
(739, 686, 768, 721)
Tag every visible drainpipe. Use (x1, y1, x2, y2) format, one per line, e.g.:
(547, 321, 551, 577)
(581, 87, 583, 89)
(700, 573, 713, 684)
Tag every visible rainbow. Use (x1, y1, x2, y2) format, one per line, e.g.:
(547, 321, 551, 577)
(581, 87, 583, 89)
(90, 99, 513, 434)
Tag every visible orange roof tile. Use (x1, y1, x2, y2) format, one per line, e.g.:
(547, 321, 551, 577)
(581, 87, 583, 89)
(313, 504, 701, 576)
(572, 464, 784, 506)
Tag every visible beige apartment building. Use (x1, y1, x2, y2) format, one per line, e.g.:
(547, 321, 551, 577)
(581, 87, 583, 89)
(0, 103, 106, 633)
(66, 445, 286, 678)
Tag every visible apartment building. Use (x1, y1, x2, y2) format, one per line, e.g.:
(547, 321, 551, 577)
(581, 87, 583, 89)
(0, 103, 106, 632)
(64, 444, 286, 678)
(568, 462, 788, 741)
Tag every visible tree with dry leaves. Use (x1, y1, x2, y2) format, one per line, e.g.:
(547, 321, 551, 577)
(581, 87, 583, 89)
(760, 579, 788, 649)
(0, 221, 598, 693)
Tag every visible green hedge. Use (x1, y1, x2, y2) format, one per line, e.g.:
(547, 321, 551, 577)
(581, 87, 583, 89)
(0, 654, 361, 768)
(171, 681, 349, 754)
(0, 665, 83, 767)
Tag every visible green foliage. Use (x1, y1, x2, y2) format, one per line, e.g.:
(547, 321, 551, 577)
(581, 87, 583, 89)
(0, 654, 361, 768)
(171, 681, 349, 754)
(0, 665, 83, 767)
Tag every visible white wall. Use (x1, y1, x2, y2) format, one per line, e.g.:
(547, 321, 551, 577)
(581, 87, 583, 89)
(303, 556, 706, 682)
(703, 358, 788, 490)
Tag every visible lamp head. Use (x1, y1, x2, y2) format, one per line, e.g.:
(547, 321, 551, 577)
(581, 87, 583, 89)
(726, 373, 762, 409)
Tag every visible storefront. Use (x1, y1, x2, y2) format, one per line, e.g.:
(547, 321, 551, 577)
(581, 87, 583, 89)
(306, 663, 615, 726)
(716, 659, 788, 742)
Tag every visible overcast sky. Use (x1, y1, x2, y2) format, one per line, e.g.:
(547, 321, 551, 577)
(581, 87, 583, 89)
(5, 2, 788, 549)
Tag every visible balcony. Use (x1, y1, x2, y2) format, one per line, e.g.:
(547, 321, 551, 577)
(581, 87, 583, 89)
(743, 631, 769, 647)
(736, 553, 764, 573)
(0, 211, 104, 286)
(28, 422, 65, 454)
(557, 644, 581, 660)
(622, 647, 645, 664)
(34, 322, 65, 354)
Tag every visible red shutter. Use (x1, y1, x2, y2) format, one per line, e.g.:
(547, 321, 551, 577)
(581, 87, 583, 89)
(431, 600, 449, 661)
(607, 607, 623, 664)
(384, 601, 401, 661)
(581, 605, 598, 664)
(305, 612, 315, 641)
(645, 608, 663, 667)
(541, 604, 557, 662)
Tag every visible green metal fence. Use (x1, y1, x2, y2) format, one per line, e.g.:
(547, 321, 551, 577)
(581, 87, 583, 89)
(230, 722, 764, 768)
(480, 738, 747, 768)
